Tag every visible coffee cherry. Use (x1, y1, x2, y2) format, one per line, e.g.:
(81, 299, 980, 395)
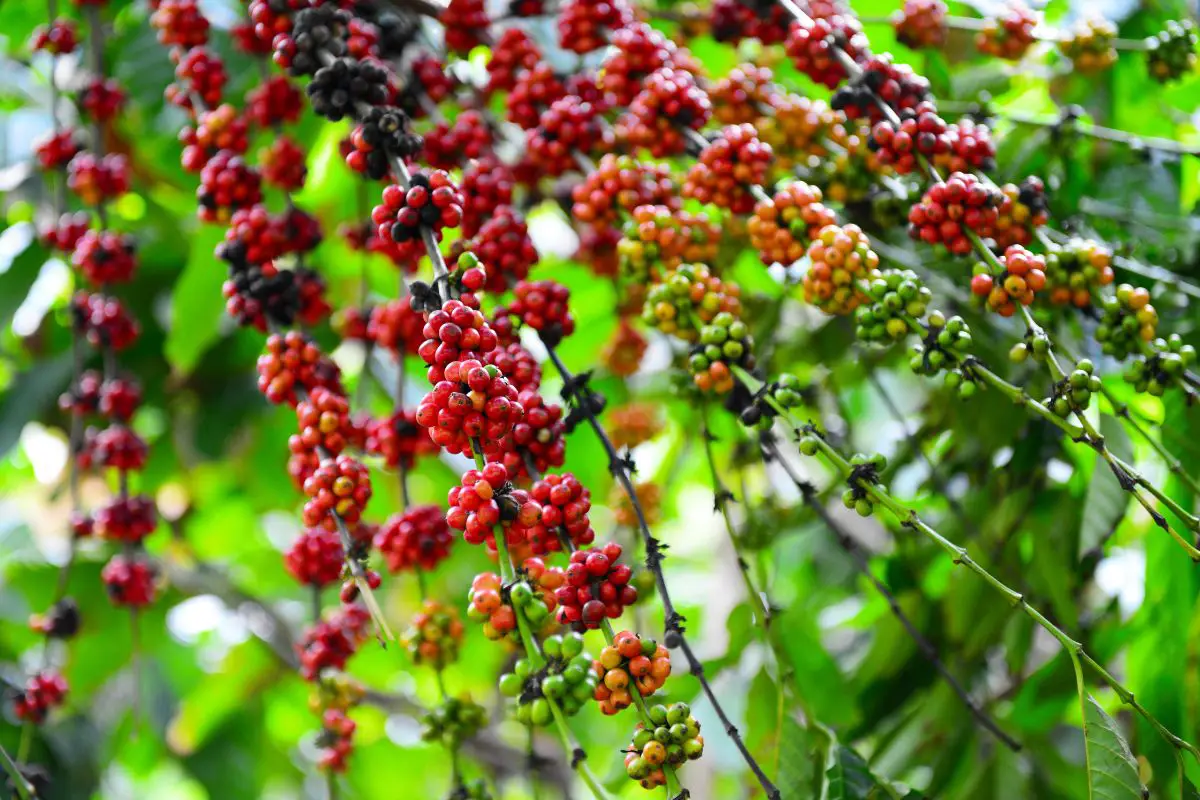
(417, 299, 500, 382)
(607, 403, 664, 450)
(833, 55, 930, 123)
(484, 342, 542, 395)
(30, 19, 79, 54)
(93, 425, 149, 472)
(754, 93, 841, 172)
(969, 244, 1046, 317)
(611, 481, 662, 528)
(909, 310, 973, 381)
(992, 177, 1049, 249)
(711, 64, 778, 125)
(34, 129, 81, 171)
(557, 0, 634, 54)
(291, 387, 354, 458)
(644, 264, 742, 342)
(739, 373, 807, 430)
(28, 599, 80, 640)
(459, 156, 515, 238)
(526, 96, 612, 177)
(556, 542, 637, 631)
(259, 136, 308, 191)
(403, 600, 465, 669)
(500, 631, 599, 723)
(458, 209, 537, 295)
(893, 0, 947, 50)
(571, 154, 679, 232)
(471, 558, 564, 639)
(526, 472, 596, 554)
(977, 4, 1038, 61)
(71, 230, 137, 285)
(93, 495, 157, 542)
(683, 124, 772, 214)
(422, 696, 487, 749)
(102, 554, 158, 608)
(41, 211, 92, 252)
(167, 47, 227, 111)
(1146, 20, 1197, 83)
(689, 312, 755, 394)
(317, 708, 357, 773)
(1124, 334, 1196, 397)
(59, 370, 102, 416)
(506, 62, 566, 130)
(856, 269, 931, 343)
(867, 103, 949, 175)
(441, 0, 490, 54)
(1095, 284, 1158, 359)
(446, 465, 542, 549)
(748, 181, 838, 266)
(308, 57, 390, 121)
(593, 632, 671, 715)
(802, 223, 879, 316)
(907, 172, 1004, 255)
(70, 292, 140, 350)
(80, 77, 126, 123)
(617, 67, 712, 158)
(842, 452, 887, 517)
(67, 152, 130, 206)
(373, 170, 464, 260)
(601, 22, 684, 107)
(1044, 238, 1114, 307)
(933, 118, 996, 174)
(601, 320, 650, 379)
(785, 14, 870, 89)
(285, 528, 345, 586)
(245, 74, 304, 128)
(197, 150, 262, 223)
(376, 505, 453, 573)
(150, 0, 209, 47)
(297, 606, 372, 680)
(1059, 18, 1118, 74)
(486, 28, 540, 94)
(399, 54, 458, 119)
(422, 110, 491, 171)
(496, 392, 566, 481)
(302, 455, 373, 530)
(624, 702, 704, 788)
(179, 103, 250, 172)
(1045, 359, 1104, 418)
(12, 672, 69, 724)
(257, 332, 344, 406)
(273, 5, 351, 77)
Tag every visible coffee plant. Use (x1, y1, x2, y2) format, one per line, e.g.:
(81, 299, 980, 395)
(2, 0, 1200, 798)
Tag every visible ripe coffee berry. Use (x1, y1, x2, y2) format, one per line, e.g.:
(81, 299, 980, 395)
(376, 505, 453, 573)
(893, 0, 947, 50)
(197, 150, 262, 223)
(499, 631, 599, 724)
(302, 455, 372, 529)
(42, 212, 92, 252)
(644, 264, 742, 341)
(683, 124, 772, 214)
(67, 153, 130, 206)
(422, 110, 492, 171)
(417, 300, 500, 384)
(93, 425, 149, 471)
(498, 392, 566, 481)
(785, 14, 870, 89)
(367, 300, 425, 355)
(459, 209, 537, 295)
(1059, 18, 1118, 74)
(1146, 20, 1197, 83)
(445, 464, 542, 548)
(80, 78, 126, 123)
(618, 67, 712, 158)
(365, 409, 438, 471)
(625, 703, 704, 788)
(506, 62, 567, 130)
(285, 528, 345, 587)
(802, 224, 880, 316)
(557, 0, 634, 54)
(259, 136, 307, 191)
(441, 0, 489, 54)
(257, 332, 344, 405)
(486, 28, 540, 94)
(992, 177, 1049, 249)
(402, 600, 464, 669)
(99, 378, 141, 420)
(934, 118, 996, 174)
(34, 130, 81, 170)
(72, 230, 137, 285)
(908, 172, 1004, 255)
(593, 631, 671, 715)
(1044, 238, 1114, 307)
(59, 370, 103, 415)
(166, 47, 227, 111)
(317, 708, 357, 773)
(93, 495, 157, 542)
(528, 472, 596, 553)
(969, 244, 1047, 317)
(30, 19, 79, 54)
(977, 4, 1038, 61)
(526, 96, 611, 177)
(710, 0, 789, 45)
(245, 74, 304, 128)
(689, 311, 754, 394)
(739, 373, 807, 430)
(1095, 284, 1158, 360)
(292, 387, 353, 457)
(459, 156, 515, 238)
(150, 0, 210, 48)
(572, 154, 679, 232)
(485, 343, 542, 395)
(711, 64, 778, 125)
(748, 181, 839, 266)
(102, 554, 158, 607)
(297, 606, 371, 680)
(556, 542, 637, 630)
(833, 56, 930, 123)
(179, 103, 250, 172)
(510, 279, 575, 340)
(400, 55, 457, 118)
(601, 22, 680, 107)
(72, 292, 140, 350)
(856, 269, 932, 343)
(308, 57, 390, 122)
(868, 104, 949, 174)
(607, 403, 663, 450)
(373, 170, 464, 258)
(12, 672, 69, 724)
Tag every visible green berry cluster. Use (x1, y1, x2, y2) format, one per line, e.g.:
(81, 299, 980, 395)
(1008, 330, 1051, 365)
(909, 311, 972, 385)
(643, 264, 741, 342)
(855, 269, 931, 343)
(688, 312, 755, 395)
(422, 696, 487, 748)
(623, 702, 705, 790)
(739, 373, 806, 430)
(1125, 335, 1197, 397)
(498, 631, 598, 725)
(446, 778, 492, 800)
(1046, 359, 1103, 418)
(1146, 20, 1197, 83)
(841, 452, 887, 517)
(1095, 284, 1158, 360)
(1042, 239, 1113, 308)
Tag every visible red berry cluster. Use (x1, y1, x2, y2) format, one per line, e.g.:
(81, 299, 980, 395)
(619, 67, 712, 158)
(556, 542, 637, 630)
(35, 129, 80, 170)
(30, 19, 78, 54)
(557, 0, 634, 54)
(167, 47, 227, 111)
(417, 299, 500, 382)
(711, 64, 778, 125)
(59, 370, 103, 416)
(297, 605, 372, 680)
(907, 173, 1004, 255)
(318, 709, 357, 773)
(683, 123, 773, 214)
(285, 528, 345, 587)
(179, 103, 249, 172)
(150, 0, 211, 48)
(376, 505, 454, 573)
(292, 387, 354, 457)
(485, 342, 542, 395)
(71, 292, 140, 350)
(423, 110, 493, 170)
(506, 62, 567, 130)
(72, 230, 137, 284)
(970, 244, 1047, 317)
(441, 0, 490, 55)
(92, 495, 157, 542)
(100, 377, 141, 420)
(785, 15, 870, 89)
(42, 212, 92, 252)
(977, 4, 1038, 60)
(67, 153, 130, 206)
(373, 171, 464, 258)
(501, 391, 566, 481)
(527, 96, 611, 177)
(459, 208, 538, 294)
(303, 455, 373, 530)
(366, 300, 425, 355)
(259, 136, 308, 190)
(933, 118, 996, 174)
(93, 426, 149, 471)
(487, 28, 541, 94)
(257, 331, 344, 406)
(710, 0, 790, 45)
(12, 672, 69, 723)
(80, 78, 126, 123)
(460, 157, 515, 237)
(601, 23, 679, 106)
(993, 177, 1049, 249)
(101, 555, 158, 608)
(245, 75, 304, 128)
(572, 154, 679, 232)
(416, 360, 524, 456)
(893, 0, 947, 49)
(404, 55, 458, 117)
(445, 464, 542, 548)
(197, 150, 263, 223)
(506, 279, 576, 341)
(530, 473, 596, 553)
(365, 409, 438, 470)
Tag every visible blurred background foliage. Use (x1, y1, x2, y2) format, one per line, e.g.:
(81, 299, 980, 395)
(1, 0, 1199, 798)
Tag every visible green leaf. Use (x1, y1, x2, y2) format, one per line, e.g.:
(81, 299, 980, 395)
(1079, 452, 1130, 560)
(164, 225, 226, 375)
(1083, 695, 1145, 800)
(826, 745, 898, 800)
(0, 349, 74, 459)
(776, 718, 815, 800)
(0, 223, 46, 330)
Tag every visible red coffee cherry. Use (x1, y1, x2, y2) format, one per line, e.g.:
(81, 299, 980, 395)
(292, 387, 354, 457)
(402, 54, 458, 117)
(785, 14, 870, 89)
(934, 118, 996, 175)
(99, 377, 142, 420)
(179, 103, 250, 172)
(445, 464, 543, 550)
(526, 96, 611, 177)
(59, 369, 103, 416)
(41, 212, 92, 252)
(618, 67, 712, 158)
(506, 62, 566, 130)
(497, 391, 566, 481)
(260, 136, 308, 190)
(529, 472, 596, 553)
(297, 605, 371, 680)
(907, 172, 1005, 255)
(366, 300, 425, 355)
(683, 123, 773, 214)
(93, 495, 157, 542)
(372, 170, 464, 260)
(422, 110, 493, 170)
(302, 455, 373, 530)
(365, 409, 438, 469)
(67, 153, 130, 206)
(150, 0, 210, 48)
(711, 64, 779, 125)
(72, 230, 137, 284)
(416, 360, 525, 456)
(257, 332, 345, 406)
(557, 0, 635, 54)
(460, 157, 516, 237)
(462, 208, 539, 295)
(30, 19, 79, 54)
(80, 78, 126, 123)
(893, 0, 947, 50)
(93, 426, 149, 471)
(317, 708, 358, 773)
(244, 75, 304, 128)
(375, 505, 453, 573)
(508, 279, 575, 341)
(197, 150, 263, 223)
(484, 342, 542, 395)
(868, 102, 949, 174)
(977, 4, 1039, 61)
(166, 47, 227, 111)
(833, 55, 930, 123)
(34, 129, 81, 170)
(102, 554, 158, 608)
(601, 22, 681, 107)
(441, 0, 490, 54)
(71, 292, 140, 350)
(417, 299, 500, 384)
(571, 154, 680, 232)
(486, 28, 540, 95)
(710, 0, 789, 45)
(970, 244, 1047, 317)
(285, 528, 345, 587)
(556, 542, 637, 630)
(12, 672, 69, 724)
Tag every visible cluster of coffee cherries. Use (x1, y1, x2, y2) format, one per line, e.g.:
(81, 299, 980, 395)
(12, 672, 69, 724)
(1043, 239, 1114, 307)
(403, 600, 465, 669)
(618, 205, 722, 284)
(421, 696, 488, 749)
(748, 181, 837, 267)
(738, 373, 807, 431)
(375, 505, 454, 573)
(892, 0, 947, 50)
(834, 452, 888, 517)
(856, 269, 931, 343)
(556, 543, 638, 630)
(1046, 360, 1104, 418)
(498, 632, 598, 725)
(643, 264, 742, 341)
(592, 631, 672, 715)
(623, 703, 705, 789)
(1145, 20, 1197, 82)
(802, 223, 880, 316)
(468, 558, 564, 641)
(969, 245, 1047, 317)
(976, 4, 1038, 60)
(688, 311, 754, 394)
(1058, 18, 1118, 74)
(1094, 284, 1158, 359)
(909, 311, 974, 385)
(1126, 335, 1197, 397)
(908, 173, 1003, 255)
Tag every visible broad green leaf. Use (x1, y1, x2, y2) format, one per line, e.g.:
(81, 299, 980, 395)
(164, 225, 226, 375)
(0, 349, 74, 459)
(1079, 452, 1129, 560)
(826, 745, 899, 800)
(1083, 695, 1144, 800)
(776, 717, 814, 800)
(0, 224, 46, 330)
